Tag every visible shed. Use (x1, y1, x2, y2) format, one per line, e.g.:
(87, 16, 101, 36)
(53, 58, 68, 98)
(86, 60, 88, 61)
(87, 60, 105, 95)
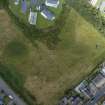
(28, 10, 37, 25)
(45, 0, 60, 8)
(41, 8, 55, 20)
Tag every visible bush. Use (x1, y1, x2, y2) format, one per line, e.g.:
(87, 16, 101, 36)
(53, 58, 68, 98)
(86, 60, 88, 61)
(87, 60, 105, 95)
(5, 41, 28, 58)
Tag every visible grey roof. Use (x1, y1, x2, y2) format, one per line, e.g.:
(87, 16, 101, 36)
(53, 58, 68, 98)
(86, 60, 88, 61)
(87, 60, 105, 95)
(59, 97, 68, 105)
(92, 73, 105, 88)
(70, 96, 82, 105)
(46, 0, 59, 5)
(41, 8, 55, 20)
(28, 11, 37, 25)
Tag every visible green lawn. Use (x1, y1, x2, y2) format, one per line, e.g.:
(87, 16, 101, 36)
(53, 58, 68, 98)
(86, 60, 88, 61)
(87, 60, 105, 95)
(1, 6, 105, 105)
(9, 0, 64, 29)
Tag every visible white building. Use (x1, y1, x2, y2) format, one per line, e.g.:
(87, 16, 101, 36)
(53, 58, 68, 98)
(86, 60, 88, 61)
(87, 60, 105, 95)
(28, 10, 37, 25)
(45, 0, 60, 8)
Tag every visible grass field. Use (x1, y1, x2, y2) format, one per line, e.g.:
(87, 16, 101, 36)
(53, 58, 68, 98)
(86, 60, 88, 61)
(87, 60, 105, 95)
(1, 6, 105, 105)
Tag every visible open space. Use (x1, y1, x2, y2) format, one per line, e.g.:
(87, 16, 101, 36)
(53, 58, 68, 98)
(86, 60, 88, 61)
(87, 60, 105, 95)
(1, 4, 105, 105)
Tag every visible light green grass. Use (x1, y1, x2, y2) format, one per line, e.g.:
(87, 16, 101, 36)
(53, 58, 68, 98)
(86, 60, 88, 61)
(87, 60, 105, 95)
(1, 7, 105, 105)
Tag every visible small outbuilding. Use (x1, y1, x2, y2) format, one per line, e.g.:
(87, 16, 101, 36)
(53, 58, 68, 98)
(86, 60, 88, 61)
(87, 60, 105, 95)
(45, 0, 60, 8)
(28, 10, 37, 25)
(41, 8, 55, 20)
(69, 96, 83, 105)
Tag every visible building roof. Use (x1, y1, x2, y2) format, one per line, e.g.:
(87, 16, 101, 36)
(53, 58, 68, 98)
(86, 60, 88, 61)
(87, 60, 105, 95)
(59, 97, 68, 105)
(28, 11, 37, 25)
(46, 0, 59, 5)
(89, 83, 98, 95)
(75, 80, 87, 93)
(70, 96, 82, 105)
(75, 80, 93, 98)
(92, 73, 105, 88)
(45, 0, 59, 8)
(21, 0, 27, 13)
(41, 8, 55, 20)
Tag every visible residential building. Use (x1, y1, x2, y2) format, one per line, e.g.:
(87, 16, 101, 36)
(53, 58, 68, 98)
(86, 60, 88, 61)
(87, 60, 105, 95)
(75, 80, 93, 98)
(69, 96, 83, 105)
(92, 73, 105, 89)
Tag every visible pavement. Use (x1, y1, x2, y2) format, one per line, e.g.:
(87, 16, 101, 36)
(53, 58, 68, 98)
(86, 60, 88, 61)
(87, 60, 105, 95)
(86, 86, 105, 105)
(0, 78, 27, 105)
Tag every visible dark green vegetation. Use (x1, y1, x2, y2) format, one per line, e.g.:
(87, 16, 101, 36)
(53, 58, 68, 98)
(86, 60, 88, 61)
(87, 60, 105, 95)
(1, 0, 105, 105)
(5, 41, 28, 58)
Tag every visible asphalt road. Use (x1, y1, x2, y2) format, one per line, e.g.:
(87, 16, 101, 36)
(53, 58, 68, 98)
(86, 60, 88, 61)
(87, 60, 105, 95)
(86, 86, 105, 105)
(0, 78, 27, 105)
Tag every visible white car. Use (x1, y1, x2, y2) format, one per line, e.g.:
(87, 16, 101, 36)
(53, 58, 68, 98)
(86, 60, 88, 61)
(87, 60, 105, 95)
(8, 95, 14, 100)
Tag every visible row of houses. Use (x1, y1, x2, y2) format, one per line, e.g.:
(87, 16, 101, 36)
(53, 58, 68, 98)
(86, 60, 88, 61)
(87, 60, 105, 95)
(59, 62, 105, 105)
(14, 0, 60, 25)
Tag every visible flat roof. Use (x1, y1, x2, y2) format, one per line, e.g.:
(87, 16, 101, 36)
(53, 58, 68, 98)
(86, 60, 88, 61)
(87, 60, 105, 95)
(41, 8, 55, 20)
(28, 11, 37, 25)
(46, 0, 59, 5)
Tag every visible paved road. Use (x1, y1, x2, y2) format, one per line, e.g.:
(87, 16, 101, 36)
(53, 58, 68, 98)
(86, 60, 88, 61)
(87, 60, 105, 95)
(0, 78, 27, 105)
(86, 86, 105, 105)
